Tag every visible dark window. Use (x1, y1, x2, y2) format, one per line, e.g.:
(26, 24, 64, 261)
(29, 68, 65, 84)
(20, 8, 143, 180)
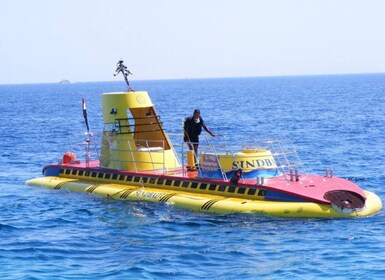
(78, 170, 84, 176)
(248, 188, 256, 195)
(98, 173, 104, 178)
(237, 187, 246, 194)
(134, 177, 140, 182)
(218, 185, 226, 192)
(209, 184, 217, 191)
(174, 181, 181, 187)
(228, 186, 235, 193)
(165, 180, 172, 186)
(112, 174, 118, 180)
(105, 174, 111, 179)
(258, 190, 266, 196)
(199, 183, 207, 190)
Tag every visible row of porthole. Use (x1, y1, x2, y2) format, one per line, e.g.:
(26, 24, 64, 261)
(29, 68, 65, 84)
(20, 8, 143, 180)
(60, 169, 266, 197)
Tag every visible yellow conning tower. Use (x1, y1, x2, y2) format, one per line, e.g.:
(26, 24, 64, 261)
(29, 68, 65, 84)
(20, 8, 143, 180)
(100, 91, 180, 171)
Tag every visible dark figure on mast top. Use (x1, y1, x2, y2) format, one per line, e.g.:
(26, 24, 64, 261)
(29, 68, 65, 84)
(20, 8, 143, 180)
(114, 60, 135, 92)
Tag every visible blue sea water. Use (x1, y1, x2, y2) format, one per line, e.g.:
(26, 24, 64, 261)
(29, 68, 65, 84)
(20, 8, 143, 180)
(1, 74, 385, 279)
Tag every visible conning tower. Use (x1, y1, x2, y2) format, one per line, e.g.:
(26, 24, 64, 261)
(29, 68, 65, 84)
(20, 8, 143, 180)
(100, 91, 180, 171)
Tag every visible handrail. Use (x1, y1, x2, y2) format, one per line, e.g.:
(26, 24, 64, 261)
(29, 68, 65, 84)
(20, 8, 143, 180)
(111, 139, 167, 173)
(66, 131, 306, 181)
(115, 115, 160, 121)
(68, 132, 101, 164)
(112, 115, 163, 135)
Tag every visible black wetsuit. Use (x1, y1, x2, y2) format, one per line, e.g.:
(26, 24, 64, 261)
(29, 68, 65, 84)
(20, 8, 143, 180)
(184, 116, 204, 143)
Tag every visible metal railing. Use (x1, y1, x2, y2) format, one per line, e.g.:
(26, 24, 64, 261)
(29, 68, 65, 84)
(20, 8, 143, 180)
(241, 137, 306, 179)
(65, 131, 305, 181)
(100, 137, 173, 173)
(171, 134, 306, 181)
(113, 115, 163, 135)
(66, 132, 101, 166)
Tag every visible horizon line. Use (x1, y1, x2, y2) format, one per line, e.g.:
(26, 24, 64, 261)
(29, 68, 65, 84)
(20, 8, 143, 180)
(1, 71, 384, 86)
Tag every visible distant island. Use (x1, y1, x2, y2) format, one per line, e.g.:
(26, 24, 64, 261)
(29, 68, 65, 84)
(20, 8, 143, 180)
(59, 79, 70, 84)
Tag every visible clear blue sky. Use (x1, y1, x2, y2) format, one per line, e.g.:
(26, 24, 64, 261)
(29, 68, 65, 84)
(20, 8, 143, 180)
(1, 0, 385, 84)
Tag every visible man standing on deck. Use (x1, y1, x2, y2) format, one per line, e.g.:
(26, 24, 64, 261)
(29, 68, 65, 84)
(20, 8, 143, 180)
(184, 109, 215, 163)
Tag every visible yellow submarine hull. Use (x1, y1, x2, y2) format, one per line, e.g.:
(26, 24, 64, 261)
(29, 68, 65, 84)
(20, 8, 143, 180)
(26, 176, 382, 218)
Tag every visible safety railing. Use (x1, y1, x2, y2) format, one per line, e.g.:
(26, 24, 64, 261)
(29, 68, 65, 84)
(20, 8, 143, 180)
(241, 137, 306, 180)
(171, 134, 306, 182)
(65, 131, 305, 181)
(114, 115, 163, 135)
(99, 137, 174, 174)
(66, 132, 101, 167)
(172, 134, 277, 182)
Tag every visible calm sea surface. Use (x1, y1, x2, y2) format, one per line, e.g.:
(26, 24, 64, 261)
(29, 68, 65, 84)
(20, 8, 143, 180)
(1, 74, 385, 279)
